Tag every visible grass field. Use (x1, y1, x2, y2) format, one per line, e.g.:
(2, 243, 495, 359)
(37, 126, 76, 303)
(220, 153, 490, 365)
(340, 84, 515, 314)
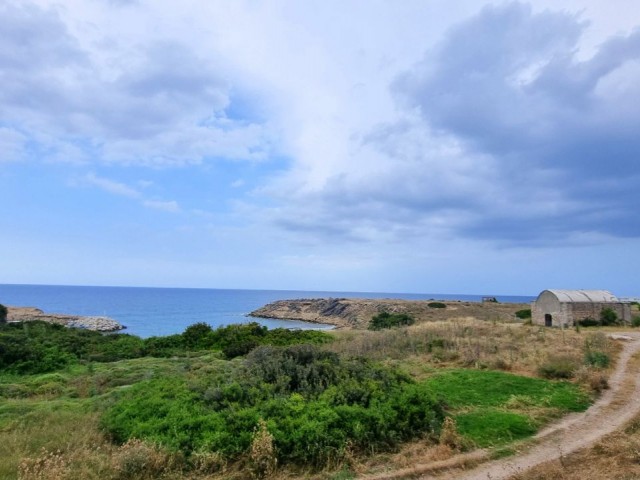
(0, 317, 618, 479)
(423, 369, 590, 447)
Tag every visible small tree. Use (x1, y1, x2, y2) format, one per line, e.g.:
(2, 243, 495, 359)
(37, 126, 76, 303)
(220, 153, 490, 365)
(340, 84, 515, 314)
(182, 322, 213, 348)
(0, 304, 7, 323)
(600, 308, 618, 326)
(369, 312, 415, 330)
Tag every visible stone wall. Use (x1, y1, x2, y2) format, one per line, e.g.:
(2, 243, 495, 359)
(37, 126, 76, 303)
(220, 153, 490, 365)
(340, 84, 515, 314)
(533, 300, 631, 327)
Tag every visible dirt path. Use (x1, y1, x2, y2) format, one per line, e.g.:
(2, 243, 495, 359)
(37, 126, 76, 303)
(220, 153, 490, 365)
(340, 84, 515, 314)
(360, 332, 640, 480)
(429, 332, 640, 480)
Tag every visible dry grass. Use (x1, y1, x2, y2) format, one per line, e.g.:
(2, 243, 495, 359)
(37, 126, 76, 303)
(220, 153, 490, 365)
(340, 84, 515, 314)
(1, 320, 624, 480)
(327, 318, 615, 382)
(512, 417, 640, 480)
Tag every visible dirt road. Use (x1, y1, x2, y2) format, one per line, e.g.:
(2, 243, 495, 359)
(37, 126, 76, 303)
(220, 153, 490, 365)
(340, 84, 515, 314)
(427, 332, 640, 480)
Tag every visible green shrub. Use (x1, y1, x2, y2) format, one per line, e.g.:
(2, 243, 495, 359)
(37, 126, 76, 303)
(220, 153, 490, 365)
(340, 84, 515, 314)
(600, 308, 619, 326)
(578, 317, 600, 327)
(537, 355, 580, 379)
(427, 302, 447, 309)
(102, 345, 444, 469)
(632, 316, 640, 328)
(182, 322, 214, 349)
(222, 339, 260, 359)
(0, 304, 7, 323)
(426, 337, 454, 353)
(143, 334, 185, 357)
(0, 321, 333, 373)
(515, 309, 531, 319)
(369, 312, 415, 330)
(585, 351, 610, 368)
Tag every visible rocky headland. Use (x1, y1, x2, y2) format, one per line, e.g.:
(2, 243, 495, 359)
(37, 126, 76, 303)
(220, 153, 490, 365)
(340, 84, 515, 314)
(6, 306, 124, 332)
(249, 297, 529, 329)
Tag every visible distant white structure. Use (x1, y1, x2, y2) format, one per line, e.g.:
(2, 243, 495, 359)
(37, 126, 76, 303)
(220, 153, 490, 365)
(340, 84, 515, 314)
(532, 290, 631, 327)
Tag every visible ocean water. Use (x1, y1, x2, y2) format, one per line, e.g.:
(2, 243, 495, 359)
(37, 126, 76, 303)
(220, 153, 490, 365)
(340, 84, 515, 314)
(0, 284, 534, 338)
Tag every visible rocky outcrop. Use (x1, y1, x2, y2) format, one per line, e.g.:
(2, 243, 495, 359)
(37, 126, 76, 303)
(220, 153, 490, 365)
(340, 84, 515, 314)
(6, 306, 124, 332)
(249, 298, 529, 329)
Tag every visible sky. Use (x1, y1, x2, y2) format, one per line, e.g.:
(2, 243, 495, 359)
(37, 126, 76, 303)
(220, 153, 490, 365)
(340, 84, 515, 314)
(1, 0, 639, 296)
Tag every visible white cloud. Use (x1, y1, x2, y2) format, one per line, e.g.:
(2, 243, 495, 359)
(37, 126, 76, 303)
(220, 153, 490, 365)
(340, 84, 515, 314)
(254, 2, 640, 248)
(81, 172, 141, 198)
(0, 1, 276, 168)
(0, 127, 26, 162)
(77, 172, 180, 213)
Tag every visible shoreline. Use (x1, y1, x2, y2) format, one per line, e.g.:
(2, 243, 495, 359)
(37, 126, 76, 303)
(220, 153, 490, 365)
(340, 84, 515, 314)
(6, 306, 125, 332)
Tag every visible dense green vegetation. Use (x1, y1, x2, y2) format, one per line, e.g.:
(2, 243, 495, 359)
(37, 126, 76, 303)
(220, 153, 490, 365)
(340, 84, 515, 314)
(515, 308, 532, 319)
(0, 304, 7, 323)
(0, 321, 332, 374)
(600, 307, 619, 325)
(427, 302, 447, 309)
(368, 312, 415, 330)
(102, 345, 445, 467)
(577, 308, 621, 327)
(424, 369, 590, 446)
(0, 317, 601, 478)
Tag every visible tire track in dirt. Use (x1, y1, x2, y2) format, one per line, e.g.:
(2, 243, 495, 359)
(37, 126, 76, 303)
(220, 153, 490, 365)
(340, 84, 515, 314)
(430, 332, 640, 480)
(360, 333, 640, 480)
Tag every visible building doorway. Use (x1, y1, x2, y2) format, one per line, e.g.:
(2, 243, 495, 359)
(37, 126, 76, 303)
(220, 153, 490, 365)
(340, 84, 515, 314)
(545, 314, 552, 327)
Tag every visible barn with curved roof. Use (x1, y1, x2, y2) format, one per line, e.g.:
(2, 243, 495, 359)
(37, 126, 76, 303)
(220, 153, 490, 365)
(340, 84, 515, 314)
(532, 289, 631, 327)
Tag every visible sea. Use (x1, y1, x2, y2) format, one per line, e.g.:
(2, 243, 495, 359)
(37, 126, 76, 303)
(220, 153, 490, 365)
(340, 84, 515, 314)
(0, 284, 535, 338)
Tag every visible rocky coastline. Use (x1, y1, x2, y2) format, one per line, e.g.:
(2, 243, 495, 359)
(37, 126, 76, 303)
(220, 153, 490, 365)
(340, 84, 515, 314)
(249, 297, 529, 329)
(6, 306, 124, 332)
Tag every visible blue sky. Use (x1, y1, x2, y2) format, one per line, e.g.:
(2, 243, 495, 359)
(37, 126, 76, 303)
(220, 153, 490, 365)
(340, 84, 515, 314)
(1, 0, 639, 296)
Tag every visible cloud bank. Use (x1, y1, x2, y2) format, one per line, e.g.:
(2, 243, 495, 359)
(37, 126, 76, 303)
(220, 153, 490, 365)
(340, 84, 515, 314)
(270, 2, 640, 247)
(0, 1, 274, 167)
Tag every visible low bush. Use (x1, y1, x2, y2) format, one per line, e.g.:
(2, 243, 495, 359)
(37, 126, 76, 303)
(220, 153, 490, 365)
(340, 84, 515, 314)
(0, 304, 7, 323)
(102, 344, 444, 469)
(585, 350, 610, 369)
(600, 307, 619, 326)
(0, 321, 333, 374)
(577, 317, 600, 327)
(515, 309, 531, 319)
(182, 322, 214, 349)
(537, 355, 580, 379)
(632, 316, 640, 328)
(368, 312, 415, 330)
(427, 302, 447, 309)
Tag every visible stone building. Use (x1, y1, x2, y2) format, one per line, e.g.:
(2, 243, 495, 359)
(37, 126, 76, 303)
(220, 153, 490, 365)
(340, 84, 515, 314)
(532, 289, 631, 327)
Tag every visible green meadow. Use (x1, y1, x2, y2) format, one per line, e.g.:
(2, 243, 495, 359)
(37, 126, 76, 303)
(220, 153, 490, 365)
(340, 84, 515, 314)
(0, 318, 602, 479)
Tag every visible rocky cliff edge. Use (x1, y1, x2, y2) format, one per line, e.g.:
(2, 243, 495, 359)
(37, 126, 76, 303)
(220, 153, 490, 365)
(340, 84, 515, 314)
(6, 306, 124, 332)
(249, 298, 528, 329)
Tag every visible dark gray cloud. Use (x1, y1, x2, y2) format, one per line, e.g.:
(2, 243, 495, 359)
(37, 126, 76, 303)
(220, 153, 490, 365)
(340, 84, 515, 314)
(273, 2, 640, 247)
(390, 2, 640, 244)
(398, 3, 640, 167)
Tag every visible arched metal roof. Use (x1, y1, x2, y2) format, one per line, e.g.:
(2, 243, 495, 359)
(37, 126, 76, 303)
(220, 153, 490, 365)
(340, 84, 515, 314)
(544, 290, 619, 303)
